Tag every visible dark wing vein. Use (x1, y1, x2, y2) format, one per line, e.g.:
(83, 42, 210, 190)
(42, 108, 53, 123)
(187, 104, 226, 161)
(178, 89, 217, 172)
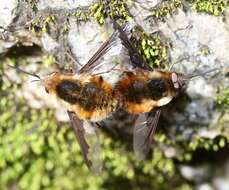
(67, 111, 91, 167)
(112, 21, 152, 71)
(78, 30, 119, 74)
(133, 109, 161, 160)
(67, 111, 102, 173)
(84, 121, 102, 173)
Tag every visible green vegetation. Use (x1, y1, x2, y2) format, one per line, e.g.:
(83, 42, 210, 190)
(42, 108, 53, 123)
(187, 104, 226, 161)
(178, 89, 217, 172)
(27, 0, 229, 35)
(28, 0, 131, 32)
(150, 0, 182, 21)
(90, 0, 131, 25)
(42, 55, 56, 67)
(0, 91, 101, 189)
(131, 27, 169, 69)
(1, 0, 229, 189)
(105, 0, 131, 21)
(191, 0, 229, 16)
(217, 86, 229, 112)
(1, 58, 228, 189)
(188, 136, 228, 152)
(90, 3, 106, 25)
(1, 61, 193, 189)
(26, 0, 38, 11)
(149, 0, 229, 20)
(30, 15, 57, 33)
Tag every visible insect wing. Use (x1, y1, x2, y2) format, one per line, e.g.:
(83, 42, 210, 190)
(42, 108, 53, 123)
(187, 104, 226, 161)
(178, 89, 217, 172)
(133, 113, 148, 160)
(112, 21, 152, 71)
(133, 109, 161, 160)
(78, 30, 119, 74)
(83, 121, 103, 173)
(67, 111, 102, 173)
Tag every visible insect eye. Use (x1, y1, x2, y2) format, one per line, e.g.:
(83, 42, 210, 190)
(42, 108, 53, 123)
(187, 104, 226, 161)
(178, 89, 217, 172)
(171, 72, 184, 90)
(171, 73, 179, 89)
(51, 72, 58, 77)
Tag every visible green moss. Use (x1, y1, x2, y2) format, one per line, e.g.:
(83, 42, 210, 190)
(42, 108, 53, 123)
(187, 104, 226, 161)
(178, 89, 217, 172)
(42, 15, 56, 33)
(2, 0, 229, 189)
(30, 15, 56, 34)
(131, 27, 169, 69)
(154, 130, 229, 163)
(185, 136, 229, 159)
(176, 184, 193, 190)
(217, 87, 229, 112)
(43, 55, 55, 66)
(72, 9, 90, 23)
(90, 0, 131, 25)
(150, 0, 229, 18)
(191, 0, 229, 16)
(26, 0, 38, 11)
(106, 0, 131, 21)
(0, 60, 193, 190)
(199, 46, 210, 56)
(150, 0, 182, 21)
(0, 77, 102, 189)
(90, 3, 106, 25)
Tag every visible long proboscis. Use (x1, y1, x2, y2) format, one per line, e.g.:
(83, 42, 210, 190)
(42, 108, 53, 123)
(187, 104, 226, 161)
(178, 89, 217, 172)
(8, 64, 41, 80)
(185, 68, 219, 80)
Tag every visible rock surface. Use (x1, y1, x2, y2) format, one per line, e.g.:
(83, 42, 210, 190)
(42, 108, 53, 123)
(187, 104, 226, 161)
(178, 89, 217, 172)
(0, 0, 18, 28)
(37, 0, 95, 10)
(1, 0, 229, 189)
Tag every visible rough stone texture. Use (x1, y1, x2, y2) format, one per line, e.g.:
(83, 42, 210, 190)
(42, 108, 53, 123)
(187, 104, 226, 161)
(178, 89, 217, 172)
(179, 165, 211, 183)
(0, 0, 19, 54)
(67, 19, 132, 83)
(156, 10, 229, 69)
(41, 33, 60, 53)
(129, 3, 229, 140)
(129, 0, 160, 32)
(129, 2, 229, 188)
(68, 19, 112, 67)
(0, 29, 41, 55)
(0, 0, 18, 28)
(0, 39, 15, 54)
(37, 0, 95, 10)
(1, 0, 229, 189)
(153, 9, 229, 140)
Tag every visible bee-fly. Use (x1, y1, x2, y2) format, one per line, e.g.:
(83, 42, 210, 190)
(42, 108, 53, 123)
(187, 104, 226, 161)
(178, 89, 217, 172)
(113, 21, 218, 160)
(115, 70, 181, 114)
(9, 24, 218, 170)
(42, 72, 117, 122)
(9, 30, 121, 172)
